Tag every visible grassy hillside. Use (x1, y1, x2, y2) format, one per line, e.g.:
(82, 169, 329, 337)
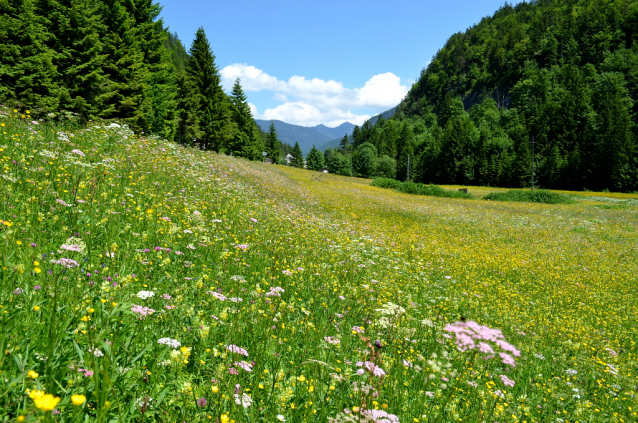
(1, 110, 637, 422)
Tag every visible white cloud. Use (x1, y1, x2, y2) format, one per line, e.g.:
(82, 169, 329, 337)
(221, 64, 285, 92)
(247, 102, 258, 118)
(262, 102, 370, 127)
(220, 63, 408, 127)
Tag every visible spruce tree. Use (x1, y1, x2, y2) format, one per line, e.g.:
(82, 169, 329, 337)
(339, 134, 349, 152)
(99, 0, 149, 132)
(51, 0, 107, 120)
(187, 27, 234, 151)
(290, 141, 304, 168)
(0, 0, 59, 113)
(265, 121, 281, 163)
(306, 145, 325, 171)
(174, 70, 200, 145)
(230, 78, 261, 159)
(124, 0, 176, 139)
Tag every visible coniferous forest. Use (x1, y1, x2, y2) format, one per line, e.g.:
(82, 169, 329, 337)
(334, 0, 638, 192)
(0, 0, 264, 159)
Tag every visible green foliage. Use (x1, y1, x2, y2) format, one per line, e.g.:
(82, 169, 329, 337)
(395, 122, 415, 181)
(325, 148, 352, 176)
(228, 78, 262, 159)
(483, 189, 575, 204)
(352, 142, 377, 178)
(0, 0, 60, 113)
(371, 178, 474, 199)
(266, 121, 281, 163)
(377, 0, 638, 192)
(99, 0, 150, 132)
(375, 155, 396, 179)
(187, 27, 234, 151)
(290, 141, 304, 168)
(306, 145, 325, 171)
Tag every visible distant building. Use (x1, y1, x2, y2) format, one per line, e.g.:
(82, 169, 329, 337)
(284, 153, 294, 165)
(264, 158, 273, 164)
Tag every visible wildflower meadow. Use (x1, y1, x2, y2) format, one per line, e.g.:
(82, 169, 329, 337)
(1, 108, 637, 422)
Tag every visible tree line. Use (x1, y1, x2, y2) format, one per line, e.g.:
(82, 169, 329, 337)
(0, 0, 273, 159)
(328, 0, 638, 192)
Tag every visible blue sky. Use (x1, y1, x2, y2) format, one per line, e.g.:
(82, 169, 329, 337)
(159, 0, 524, 127)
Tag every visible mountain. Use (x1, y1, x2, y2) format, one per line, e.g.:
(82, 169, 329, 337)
(313, 122, 356, 139)
(368, 106, 398, 126)
(255, 120, 356, 155)
(317, 106, 398, 152)
(383, 0, 638, 191)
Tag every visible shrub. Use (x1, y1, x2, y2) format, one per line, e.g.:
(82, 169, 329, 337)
(371, 178, 474, 199)
(483, 189, 575, 204)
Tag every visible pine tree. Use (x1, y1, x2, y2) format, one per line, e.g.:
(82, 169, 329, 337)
(290, 141, 304, 168)
(50, 0, 107, 120)
(229, 78, 261, 159)
(306, 145, 325, 171)
(0, 0, 60, 113)
(174, 70, 200, 145)
(187, 27, 234, 151)
(339, 134, 349, 152)
(352, 125, 362, 149)
(99, 0, 149, 132)
(265, 121, 281, 163)
(123, 0, 176, 139)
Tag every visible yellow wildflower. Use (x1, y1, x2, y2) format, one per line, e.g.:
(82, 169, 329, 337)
(28, 370, 39, 379)
(71, 394, 86, 406)
(33, 394, 60, 411)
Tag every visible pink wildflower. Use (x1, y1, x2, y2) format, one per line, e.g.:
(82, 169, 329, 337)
(131, 305, 155, 317)
(227, 344, 249, 356)
(500, 374, 515, 387)
(53, 258, 79, 268)
(234, 361, 253, 372)
(444, 320, 520, 367)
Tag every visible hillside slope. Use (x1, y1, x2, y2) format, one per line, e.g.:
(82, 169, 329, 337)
(386, 0, 638, 191)
(1, 110, 637, 421)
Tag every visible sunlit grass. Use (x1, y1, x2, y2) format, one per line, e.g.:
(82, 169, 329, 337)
(1, 109, 637, 422)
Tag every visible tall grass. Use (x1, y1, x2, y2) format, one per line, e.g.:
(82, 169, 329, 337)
(1, 109, 637, 422)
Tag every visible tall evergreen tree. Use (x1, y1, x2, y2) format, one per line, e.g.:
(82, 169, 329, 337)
(229, 78, 261, 159)
(290, 141, 304, 168)
(265, 121, 281, 163)
(99, 0, 149, 131)
(306, 145, 325, 171)
(339, 134, 349, 152)
(0, 0, 59, 113)
(121, 0, 175, 137)
(187, 27, 234, 151)
(51, 0, 107, 120)
(174, 70, 199, 145)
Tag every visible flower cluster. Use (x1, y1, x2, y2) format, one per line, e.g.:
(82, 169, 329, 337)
(444, 320, 521, 366)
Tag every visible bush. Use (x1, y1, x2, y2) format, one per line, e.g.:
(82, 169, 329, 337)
(483, 189, 575, 204)
(371, 178, 474, 199)
(375, 155, 396, 179)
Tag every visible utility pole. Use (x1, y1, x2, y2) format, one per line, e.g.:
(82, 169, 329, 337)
(406, 155, 410, 182)
(531, 136, 535, 191)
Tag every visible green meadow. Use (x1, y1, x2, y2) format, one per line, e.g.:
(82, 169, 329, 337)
(1, 111, 637, 422)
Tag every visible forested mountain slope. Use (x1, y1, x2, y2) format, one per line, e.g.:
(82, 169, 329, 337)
(349, 0, 638, 191)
